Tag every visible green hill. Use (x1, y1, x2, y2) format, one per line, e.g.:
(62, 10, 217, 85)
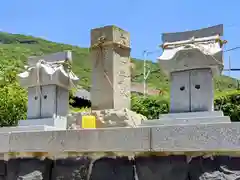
(0, 31, 238, 94)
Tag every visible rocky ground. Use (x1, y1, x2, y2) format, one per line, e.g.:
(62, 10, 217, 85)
(67, 108, 147, 129)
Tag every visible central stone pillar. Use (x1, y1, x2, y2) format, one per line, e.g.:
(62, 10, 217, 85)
(90, 25, 131, 110)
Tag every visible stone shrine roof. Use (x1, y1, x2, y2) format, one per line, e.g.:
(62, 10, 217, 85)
(18, 60, 79, 89)
(158, 35, 224, 76)
(159, 35, 222, 61)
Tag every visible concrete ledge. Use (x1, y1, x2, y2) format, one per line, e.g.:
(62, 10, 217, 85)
(140, 116, 230, 126)
(4, 122, 240, 153)
(0, 132, 10, 153)
(158, 111, 224, 120)
(9, 127, 151, 152)
(18, 118, 67, 130)
(0, 125, 58, 133)
(151, 122, 240, 151)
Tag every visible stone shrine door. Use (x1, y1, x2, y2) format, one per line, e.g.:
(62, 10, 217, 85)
(170, 68, 214, 113)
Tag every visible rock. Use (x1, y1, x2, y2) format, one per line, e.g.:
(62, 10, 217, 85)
(91, 108, 146, 128)
(188, 156, 240, 180)
(7, 158, 52, 180)
(89, 157, 135, 180)
(67, 111, 93, 129)
(67, 109, 146, 128)
(51, 157, 91, 180)
(135, 156, 188, 180)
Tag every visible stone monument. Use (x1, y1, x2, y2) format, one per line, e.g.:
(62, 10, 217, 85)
(17, 51, 79, 130)
(89, 25, 146, 127)
(140, 24, 230, 126)
(1, 25, 240, 180)
(90, 25, 131, 110)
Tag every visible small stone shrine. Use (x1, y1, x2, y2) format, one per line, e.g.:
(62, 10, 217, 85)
(140, 24, 230, 126)
(17, 51, 79, 130)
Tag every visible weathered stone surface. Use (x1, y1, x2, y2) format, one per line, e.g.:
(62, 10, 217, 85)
(89, 157, 135, 180)
(6, 158, 52, 180)
(67, 112, 83, 129)
(0, 133, 10, 153)
(151, 122, 240, 151)
(140, 116, 230, 126)
(135, 155, 188, 180)
(10, 127, 150, 152)
(92, 108, 146, 128)
(51, 157, 91, 180)
(91, 25, 131, 110)
(189, 156, 240, 180)
(2, 156, 240, 179)
(67, 109, 146, 129)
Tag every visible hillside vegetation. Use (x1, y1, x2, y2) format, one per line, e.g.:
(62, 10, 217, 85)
(0, 31, 239, 126)
(0, 31, 238, 93)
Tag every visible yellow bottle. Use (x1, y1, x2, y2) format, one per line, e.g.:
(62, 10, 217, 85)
(82, 115, 96, 129)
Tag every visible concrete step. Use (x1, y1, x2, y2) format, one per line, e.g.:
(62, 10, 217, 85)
(159, 111, 224, 120)
(0, 125, 59, 133)
(139, 116, 230, 126)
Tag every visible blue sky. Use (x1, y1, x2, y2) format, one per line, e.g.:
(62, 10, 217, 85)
(1, 0, 240, 78)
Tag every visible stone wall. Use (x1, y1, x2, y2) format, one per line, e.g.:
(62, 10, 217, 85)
(1, 155, 240, 179)
(2, 123, 240, 179)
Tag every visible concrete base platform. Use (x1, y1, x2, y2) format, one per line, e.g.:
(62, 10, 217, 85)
(158, 111, 224, 120)
(18, 117, 67, 130)
(0, 122, 237, 152)
(140, 116, 230, 126)
(139, 111, 230, 126)
(0, 125, 58, 133)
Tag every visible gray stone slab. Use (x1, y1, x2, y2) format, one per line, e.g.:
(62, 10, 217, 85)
(162, 24, 223, 43)
(9, 131, 54, 152)
(0, 133, 10, 153)
(151, 122, 240, 151)
(9, 127, 150, 152)
(140, 116, 230, 126)
(18, 117, 67, 130)
(28, 51, 72, 66)
(159, 111, 224, 119)
(0, 125, 58, 133)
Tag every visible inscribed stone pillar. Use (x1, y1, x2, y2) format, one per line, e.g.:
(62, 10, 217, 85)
(90, 25, 131, 110)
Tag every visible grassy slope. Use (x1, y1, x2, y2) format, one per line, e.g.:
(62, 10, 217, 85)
(0, 31, 238, 94)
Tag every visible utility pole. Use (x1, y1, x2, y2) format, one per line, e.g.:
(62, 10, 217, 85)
(142, 49, 162, 97)
(143, 50, 148, 97)
(222, 55, 240, 90)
